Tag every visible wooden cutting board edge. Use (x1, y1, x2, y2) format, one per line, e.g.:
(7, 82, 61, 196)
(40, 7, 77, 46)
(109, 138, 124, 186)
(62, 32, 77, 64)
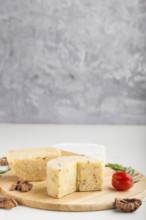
(1, 183, 146, 212)
(0, 188, 113, 212)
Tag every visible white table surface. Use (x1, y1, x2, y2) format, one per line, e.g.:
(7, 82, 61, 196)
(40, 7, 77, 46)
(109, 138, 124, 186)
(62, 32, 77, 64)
(0, 124, 146, 220)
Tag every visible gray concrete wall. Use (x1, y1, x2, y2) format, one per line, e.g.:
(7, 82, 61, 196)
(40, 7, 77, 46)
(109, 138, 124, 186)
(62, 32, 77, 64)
(0, 0, 146, 124)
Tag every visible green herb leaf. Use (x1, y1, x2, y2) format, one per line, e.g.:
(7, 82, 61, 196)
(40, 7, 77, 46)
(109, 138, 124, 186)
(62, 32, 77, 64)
(134, 179, 140, 183)
(0, 168, 10, 175)
(105, 163, 139, 183)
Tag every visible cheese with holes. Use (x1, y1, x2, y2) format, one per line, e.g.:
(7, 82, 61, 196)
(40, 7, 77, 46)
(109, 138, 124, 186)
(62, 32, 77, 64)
(7, 148, 61, 181)
(47, 156, 104, 198)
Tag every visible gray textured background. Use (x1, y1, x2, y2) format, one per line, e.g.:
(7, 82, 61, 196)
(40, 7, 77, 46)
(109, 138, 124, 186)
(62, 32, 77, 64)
(0, 0, 146, 124)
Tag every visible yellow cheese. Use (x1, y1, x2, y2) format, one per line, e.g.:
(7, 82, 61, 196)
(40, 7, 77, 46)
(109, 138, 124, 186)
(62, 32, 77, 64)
(7, 148, 61, 181)
(77, 160, 104, 191)
(47, 156, 104, 198)
(47, 156, 81, 198)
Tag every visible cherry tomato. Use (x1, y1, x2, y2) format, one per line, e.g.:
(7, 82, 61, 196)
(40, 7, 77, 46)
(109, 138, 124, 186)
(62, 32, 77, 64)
(112, 171, 134, 191)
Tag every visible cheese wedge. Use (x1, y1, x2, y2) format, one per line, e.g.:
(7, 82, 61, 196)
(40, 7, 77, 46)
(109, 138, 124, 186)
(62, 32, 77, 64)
(47, 156, 104, 198)
(77, 160, 104, 191)
(47, 157, 78, 198)
(7, 148, 61, 181)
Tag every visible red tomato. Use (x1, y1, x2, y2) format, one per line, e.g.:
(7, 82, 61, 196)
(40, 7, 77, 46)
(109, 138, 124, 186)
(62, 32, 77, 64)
(112, 171, 134, 191)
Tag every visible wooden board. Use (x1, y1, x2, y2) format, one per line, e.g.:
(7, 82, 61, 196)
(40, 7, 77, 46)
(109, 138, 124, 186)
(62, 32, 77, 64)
(0, 168, 146, 211)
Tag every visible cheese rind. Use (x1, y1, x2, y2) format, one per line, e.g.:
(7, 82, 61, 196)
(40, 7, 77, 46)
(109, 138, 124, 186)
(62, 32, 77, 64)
(47, 156, 104, 198)
(7, 148, 61, 181)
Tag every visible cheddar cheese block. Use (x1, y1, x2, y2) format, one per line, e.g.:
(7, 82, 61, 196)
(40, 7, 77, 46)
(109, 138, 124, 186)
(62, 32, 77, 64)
(47, 156, 104, 198)
(7, 148, 61, 181)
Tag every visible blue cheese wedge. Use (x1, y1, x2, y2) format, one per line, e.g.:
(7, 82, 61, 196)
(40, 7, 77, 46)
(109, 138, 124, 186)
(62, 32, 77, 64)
(47, 156, 104, 198)
(7, 147, 61, 181)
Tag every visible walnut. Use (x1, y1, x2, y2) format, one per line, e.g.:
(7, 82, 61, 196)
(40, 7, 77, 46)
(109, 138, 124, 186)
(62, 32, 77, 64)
(115, 198, 142, 212)
(0, 157, 8, 166)
(0, 198, 17, 209)
(9, 183, 17, 191)
(10, 179, 33, 192)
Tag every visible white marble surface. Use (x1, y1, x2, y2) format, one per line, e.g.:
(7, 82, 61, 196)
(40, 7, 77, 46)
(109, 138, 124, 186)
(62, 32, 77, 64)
(0, 124, 146, 219)
(0, 0, 146, 124)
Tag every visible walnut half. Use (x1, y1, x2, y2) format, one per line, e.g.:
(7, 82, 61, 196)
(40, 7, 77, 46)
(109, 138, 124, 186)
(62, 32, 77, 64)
(115, 198, 142, 212)
(0, 157, 8, 166)
(10, 179, 33, 192)
(0, 198, 17, 209)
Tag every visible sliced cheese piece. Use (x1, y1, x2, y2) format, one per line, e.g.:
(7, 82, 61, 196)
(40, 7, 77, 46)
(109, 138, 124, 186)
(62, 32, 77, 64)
(47, 156, 82, 198)
(47, 156, 104, 198)
(7, 147, 61, 181)
(47, 163, 75, 198)
(77, 160, 104, 191)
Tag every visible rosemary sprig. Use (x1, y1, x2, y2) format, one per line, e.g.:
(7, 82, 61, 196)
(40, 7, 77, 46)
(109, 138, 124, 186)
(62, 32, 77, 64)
(105, 163, 139, 183)
(0, 168, 10, 176)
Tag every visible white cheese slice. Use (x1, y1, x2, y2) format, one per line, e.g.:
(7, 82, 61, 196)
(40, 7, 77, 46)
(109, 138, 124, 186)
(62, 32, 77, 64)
(54, 143, 106, 163)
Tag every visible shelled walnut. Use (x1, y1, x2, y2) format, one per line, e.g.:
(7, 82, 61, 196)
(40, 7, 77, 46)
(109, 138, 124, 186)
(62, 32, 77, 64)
(0, 157, 8, 166)
(10, 179, 33, 192)
(115, 198, 142, 212)
(0, 197, 17, 209)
